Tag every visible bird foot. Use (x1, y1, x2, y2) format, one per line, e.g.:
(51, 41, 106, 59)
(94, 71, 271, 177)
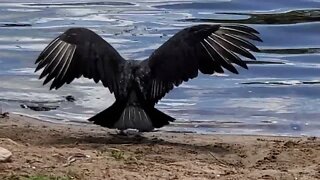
(116, 129, 144, 138)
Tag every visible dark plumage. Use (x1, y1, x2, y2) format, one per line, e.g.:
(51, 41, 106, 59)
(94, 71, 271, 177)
(35, 24, 262, 132)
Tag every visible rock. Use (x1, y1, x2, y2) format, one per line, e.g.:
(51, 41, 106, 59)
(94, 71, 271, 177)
(20, 104, 59, 111)
(20, 104, 28, 109)
(1, 23, 32, 27)
(0, 112, 9, 118)
(0, 147, 12, 162)
(65, 95, 76, 102)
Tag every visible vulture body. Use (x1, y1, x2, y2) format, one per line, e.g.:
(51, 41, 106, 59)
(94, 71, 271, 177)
(35, 24, 262, 131)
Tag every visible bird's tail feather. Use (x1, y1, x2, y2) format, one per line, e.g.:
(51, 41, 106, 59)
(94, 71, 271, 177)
(88, 101, 175, 131)
(144, 106, 175, 129)
(88, 101, 125, 128)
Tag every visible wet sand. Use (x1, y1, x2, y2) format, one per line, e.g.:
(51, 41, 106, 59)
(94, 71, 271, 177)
(0, 113, 319, 179)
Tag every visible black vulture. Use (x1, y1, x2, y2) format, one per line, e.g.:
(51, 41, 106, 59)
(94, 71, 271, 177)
(35, 24, 262, 131)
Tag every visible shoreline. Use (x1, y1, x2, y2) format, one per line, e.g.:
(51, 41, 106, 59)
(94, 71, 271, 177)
(8, 111, 315, 138)
(0, 113, 319, 179)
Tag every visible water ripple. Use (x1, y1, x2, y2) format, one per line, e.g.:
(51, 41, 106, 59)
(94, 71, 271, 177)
(0, 0, 320, 136)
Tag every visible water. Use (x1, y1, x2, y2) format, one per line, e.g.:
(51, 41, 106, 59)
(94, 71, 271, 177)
(0, 0, 320, 136)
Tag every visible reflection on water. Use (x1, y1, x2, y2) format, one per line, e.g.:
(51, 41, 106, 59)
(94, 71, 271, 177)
(184, 9, 320, 24)
(0, 0, 320, 136)
(259, 47, 320, 55)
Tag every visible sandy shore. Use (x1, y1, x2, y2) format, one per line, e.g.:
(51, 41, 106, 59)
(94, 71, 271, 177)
(0, 113, 319, 180)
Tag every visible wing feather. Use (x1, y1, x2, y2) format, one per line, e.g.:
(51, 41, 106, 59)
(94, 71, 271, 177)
(204, 38, 239, 74)
(218, 26, 262, 41)
(35, 28, 125, 93)
(212, 33, 256, 59)
(144, 24, 261, 104)
(42, 43, 70, 85)
(208, 35, 248, 69)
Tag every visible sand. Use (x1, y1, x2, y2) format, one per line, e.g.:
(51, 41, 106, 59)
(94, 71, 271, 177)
(0, 113, 319, 180)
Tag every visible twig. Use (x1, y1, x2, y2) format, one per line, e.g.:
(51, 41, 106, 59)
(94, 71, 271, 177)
(62, 153, 90, 167)
(107, 148, 121, 152)
(209, 152, 229, 167)
(62, 156, 76, 167)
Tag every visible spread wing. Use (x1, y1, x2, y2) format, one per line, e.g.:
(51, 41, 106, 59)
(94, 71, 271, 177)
(35, 28, 125, 95)
(144, 24, 262, 104)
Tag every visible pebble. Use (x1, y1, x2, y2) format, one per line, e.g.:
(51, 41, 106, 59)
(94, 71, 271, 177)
(0, 147, 12, 162)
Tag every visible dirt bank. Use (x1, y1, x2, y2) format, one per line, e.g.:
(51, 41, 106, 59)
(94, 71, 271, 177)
(0, 113, 319, 179)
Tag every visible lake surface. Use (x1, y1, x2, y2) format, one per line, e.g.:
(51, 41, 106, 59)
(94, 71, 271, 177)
(0, 0, 320, 136)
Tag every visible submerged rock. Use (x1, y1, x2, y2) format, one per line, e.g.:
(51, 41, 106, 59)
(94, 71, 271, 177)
(0, 147, 12, 162)
(0, 23, 32, 27)
(20, 104, 59, 111)
(65, 95, 76, 102)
